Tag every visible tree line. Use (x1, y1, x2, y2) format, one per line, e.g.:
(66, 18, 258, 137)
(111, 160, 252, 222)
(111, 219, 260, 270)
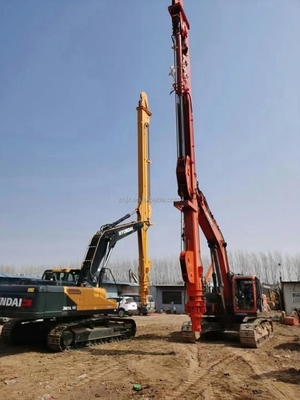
(0, 250, 299, 285)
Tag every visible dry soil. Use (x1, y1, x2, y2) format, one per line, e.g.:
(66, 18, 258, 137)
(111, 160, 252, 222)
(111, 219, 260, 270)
(0, 314, 300, 400)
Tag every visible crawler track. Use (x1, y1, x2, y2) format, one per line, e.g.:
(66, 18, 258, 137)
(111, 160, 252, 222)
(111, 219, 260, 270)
(1, 318, 47, 345)
(239, 318, 274, 348)
(1, 316, 136, 352)
(180, 318, 274, 348)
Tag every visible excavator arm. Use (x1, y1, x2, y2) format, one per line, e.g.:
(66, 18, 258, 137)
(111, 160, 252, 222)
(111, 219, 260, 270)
(169, 0, 206, 337)
(169, 0, 233, 337)
(136, 92, 153, 311)
(197, 190, 232, 311)
(168, 1, 273, 348)
(77, 211, 143, 287)
(168, 0, 233, 336)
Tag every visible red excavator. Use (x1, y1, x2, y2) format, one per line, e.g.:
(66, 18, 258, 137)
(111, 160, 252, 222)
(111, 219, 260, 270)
(168, 0, 273, 347)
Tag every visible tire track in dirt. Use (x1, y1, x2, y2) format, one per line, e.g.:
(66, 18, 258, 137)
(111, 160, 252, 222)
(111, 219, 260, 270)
(74, 362, 122, 387)
(231, 348, 300, 400)
(163, 347, 239, 400)
(77, 337, 174, 387)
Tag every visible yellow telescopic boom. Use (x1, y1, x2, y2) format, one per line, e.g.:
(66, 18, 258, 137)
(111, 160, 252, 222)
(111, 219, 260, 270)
(136, 92, 153, 311)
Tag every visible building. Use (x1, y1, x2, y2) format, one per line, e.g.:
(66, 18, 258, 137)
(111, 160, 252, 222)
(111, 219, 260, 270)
(0, 273, 40, 284)
(150, 283, 186, 313)
(281, 281, 300, 315)
(102, 280, 139, 298)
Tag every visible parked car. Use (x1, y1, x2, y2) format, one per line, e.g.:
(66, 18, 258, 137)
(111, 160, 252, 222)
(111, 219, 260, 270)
(126, 293, 156, 315)
(115, 296, 138, 317)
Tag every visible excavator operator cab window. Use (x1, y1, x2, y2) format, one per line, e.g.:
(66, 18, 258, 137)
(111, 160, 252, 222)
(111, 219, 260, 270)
(66, 273, 76, 282)
(234, 279, 255, 311)
(46, 272, 60, 281)
(44, 272, 54, 281)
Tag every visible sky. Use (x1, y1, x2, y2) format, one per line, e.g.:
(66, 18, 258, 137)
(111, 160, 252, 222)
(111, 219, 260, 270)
(0, 0, 299, 268)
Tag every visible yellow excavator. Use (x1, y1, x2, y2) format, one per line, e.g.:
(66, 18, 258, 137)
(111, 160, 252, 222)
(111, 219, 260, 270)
(0, 93, 153, 352)
(40, 93, 154, 315)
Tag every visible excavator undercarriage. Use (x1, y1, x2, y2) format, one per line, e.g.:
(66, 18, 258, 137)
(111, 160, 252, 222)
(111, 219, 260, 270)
(0, 282, 137, 352)
(238, 317, 273, 348)
(181, 316, 274, 348)
(2, 316, 136, 352)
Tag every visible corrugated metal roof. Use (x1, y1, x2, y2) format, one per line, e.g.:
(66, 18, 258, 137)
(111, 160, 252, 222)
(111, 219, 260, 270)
(0, 273, 39, 279)
(0, 274, 138, 286)
(153, 283, 185, 287)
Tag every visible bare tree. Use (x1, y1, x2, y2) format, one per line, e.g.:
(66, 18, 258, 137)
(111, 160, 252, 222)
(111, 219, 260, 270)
(1, 249, 299, 285)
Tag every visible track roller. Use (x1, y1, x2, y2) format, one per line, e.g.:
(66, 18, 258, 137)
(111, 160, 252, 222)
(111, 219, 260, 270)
(46, 317, 137, 352)
(239, 318, 273, 348)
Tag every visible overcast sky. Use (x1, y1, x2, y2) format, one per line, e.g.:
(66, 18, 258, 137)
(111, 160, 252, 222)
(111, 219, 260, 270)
(0, 0, 299, 268)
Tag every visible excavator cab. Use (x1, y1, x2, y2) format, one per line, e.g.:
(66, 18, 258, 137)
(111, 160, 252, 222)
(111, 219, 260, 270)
(42, 269, 81, 285)
(232, 275, 263, 315)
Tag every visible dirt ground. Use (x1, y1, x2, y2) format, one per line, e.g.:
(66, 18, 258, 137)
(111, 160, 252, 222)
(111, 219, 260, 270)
(0, 315, 299, 400)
